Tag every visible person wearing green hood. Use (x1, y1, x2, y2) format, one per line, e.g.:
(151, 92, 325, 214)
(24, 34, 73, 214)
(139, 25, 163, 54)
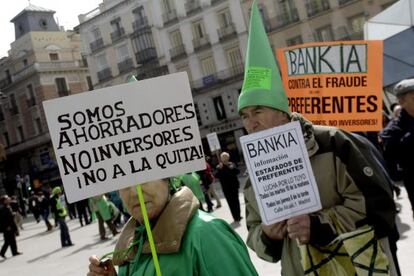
(238, 1, 398, 275)
(50, 186, 73, 248)
(87, 178, 258, 276)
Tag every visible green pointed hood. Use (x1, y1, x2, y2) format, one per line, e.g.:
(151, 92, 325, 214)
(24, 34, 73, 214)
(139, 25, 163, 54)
(238, 0, 290, 115)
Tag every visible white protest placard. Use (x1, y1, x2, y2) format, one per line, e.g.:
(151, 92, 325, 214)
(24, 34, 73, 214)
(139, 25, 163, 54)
(240, 121, 321, 225)
(43, 72, 205, 203)
(206, 132, 221, 152)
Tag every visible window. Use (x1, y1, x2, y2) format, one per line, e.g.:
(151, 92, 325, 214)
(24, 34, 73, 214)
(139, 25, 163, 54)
(170, 30, 183, 47)
(17, 126, 24, 142)
(315, 25, 333, 41)
(192, 21, 205, 39)
(26, 84, 36, 106)
(163, 0, 174, 13)
(95, 54, 108, 71)
(116, 44, 130, 62)
(10, 94, 18, 114)
(35, 118, 43, 134)
(110, 18, 123, 33)
(226, 47, 242, 67)
(201, 56, 216, 76)
(23, 59, 28, 67)
(3, 132, 9, 147)
(213, 96, 227, 120)
(286, 35, 303, 46)
(86, 76, 94, 91)
(49, 53, 59, 61)
(0, 107, 4, 121)
(348, 13, 365, 33)
(132, 6, 145, 21)
(91, 28, 101, 40)
(218, 8, 232, 27)
(55, 78, 69, 97)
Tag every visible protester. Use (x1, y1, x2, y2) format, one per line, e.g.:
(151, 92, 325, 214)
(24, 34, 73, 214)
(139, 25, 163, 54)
(381, 78, 414, 216)
(37, 191, 53, 231)
(215, 152, 242, 222)
(0, 195, 22, 258)
(204, 158, 222, 208)
(87, 179, 258, 275)
(28, 191, 40, 223)
(50, 187, 74, 247)
(197, 167, 214, 212)
(76, 198, 91, 227)
(179, 172, 206, 211)
(89, 195, 119, 240)
(10, 195, 24, 233)
(237, 2, 397, 275)
(107, 191, 129, 226)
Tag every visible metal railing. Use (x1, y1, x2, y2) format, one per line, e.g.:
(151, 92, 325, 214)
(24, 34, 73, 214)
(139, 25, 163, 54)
(135, 47, 157, 64)
(132, 17, 150, 32)
(136, 65, 169, 80)
(267, 8, 300, 32)
(90, 38, 104, 53)
(218, 24, 237, 41)
(191, 63, 244, 92)
(117, 58, 134, 74)
(162, 9, 178, 25)
(193, 35, 210, 51)
(338, 0, 356, 5)
(110, 28, 125, 43)
(169, 44, 187, 60)
(97, 68, 112, 82)
(306, 0, 330, 18)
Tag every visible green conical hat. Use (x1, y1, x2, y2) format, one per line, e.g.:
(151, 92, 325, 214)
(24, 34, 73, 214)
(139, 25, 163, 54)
(238, 0, 290, 115)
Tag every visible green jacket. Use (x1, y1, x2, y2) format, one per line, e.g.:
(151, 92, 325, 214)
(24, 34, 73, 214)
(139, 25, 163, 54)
(180, 172, 205, 203)
(113, 186, 257, 276)
(244, 113, 396, 275)
(90, 195, 112, 221)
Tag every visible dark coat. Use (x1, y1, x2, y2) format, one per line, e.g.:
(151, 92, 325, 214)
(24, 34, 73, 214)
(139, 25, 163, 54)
(215, 162, 240, 193)
(0, 204, 17, 233)
(380, 109, 414, 186)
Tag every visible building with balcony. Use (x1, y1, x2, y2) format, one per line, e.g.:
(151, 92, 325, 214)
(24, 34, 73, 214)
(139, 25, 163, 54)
(241, 0, 398, 48)
(0, 4, 92, 193)
(158, 0, 249, 161)
(76, 0, 169, 89)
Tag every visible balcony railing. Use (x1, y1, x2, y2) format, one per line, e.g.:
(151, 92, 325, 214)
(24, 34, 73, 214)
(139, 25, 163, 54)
(267, 8, 300, 32)
(118, 58, 134, 74)
(218, 24, 237, 41)
(135, 47, 157, 64)
(58, 90, 70, 97)
(136, 65, 169, 80)
(27, 97, 36, 107)
(169, 44, 187, 60)
(193, 35, 210, 51)
(162, 9, 178, 25)
(37, 61, 84, 71)
(90, 38, 104, 53)
(185, 0, 201, 16)
(191, 63, 244, 92)
(338, 0, 356, 5)
(132, 17, 150, 32)
(306, 0, 330, 18)
(110, 28, 125, 43)
(97, 68, 112, 82)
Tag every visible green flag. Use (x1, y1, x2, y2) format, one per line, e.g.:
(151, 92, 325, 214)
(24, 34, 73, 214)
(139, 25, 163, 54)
(238, 0, 290, 115)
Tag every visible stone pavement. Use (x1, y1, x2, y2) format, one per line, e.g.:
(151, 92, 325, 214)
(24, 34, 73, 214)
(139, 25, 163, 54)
(0, 178, 413, 275)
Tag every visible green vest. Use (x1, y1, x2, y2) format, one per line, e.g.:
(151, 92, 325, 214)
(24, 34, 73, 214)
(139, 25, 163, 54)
(56, 196, 67, 218)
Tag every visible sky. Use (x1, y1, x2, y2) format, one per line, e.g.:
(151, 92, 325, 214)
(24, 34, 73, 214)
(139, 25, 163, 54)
(0, 0, 102, 58)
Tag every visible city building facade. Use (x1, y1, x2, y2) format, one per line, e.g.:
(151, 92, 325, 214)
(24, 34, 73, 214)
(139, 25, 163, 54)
(0, 4, 91, 194)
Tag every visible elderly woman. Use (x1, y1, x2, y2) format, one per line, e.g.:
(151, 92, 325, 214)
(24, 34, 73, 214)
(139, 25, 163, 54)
(87, 178, 258, 276)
